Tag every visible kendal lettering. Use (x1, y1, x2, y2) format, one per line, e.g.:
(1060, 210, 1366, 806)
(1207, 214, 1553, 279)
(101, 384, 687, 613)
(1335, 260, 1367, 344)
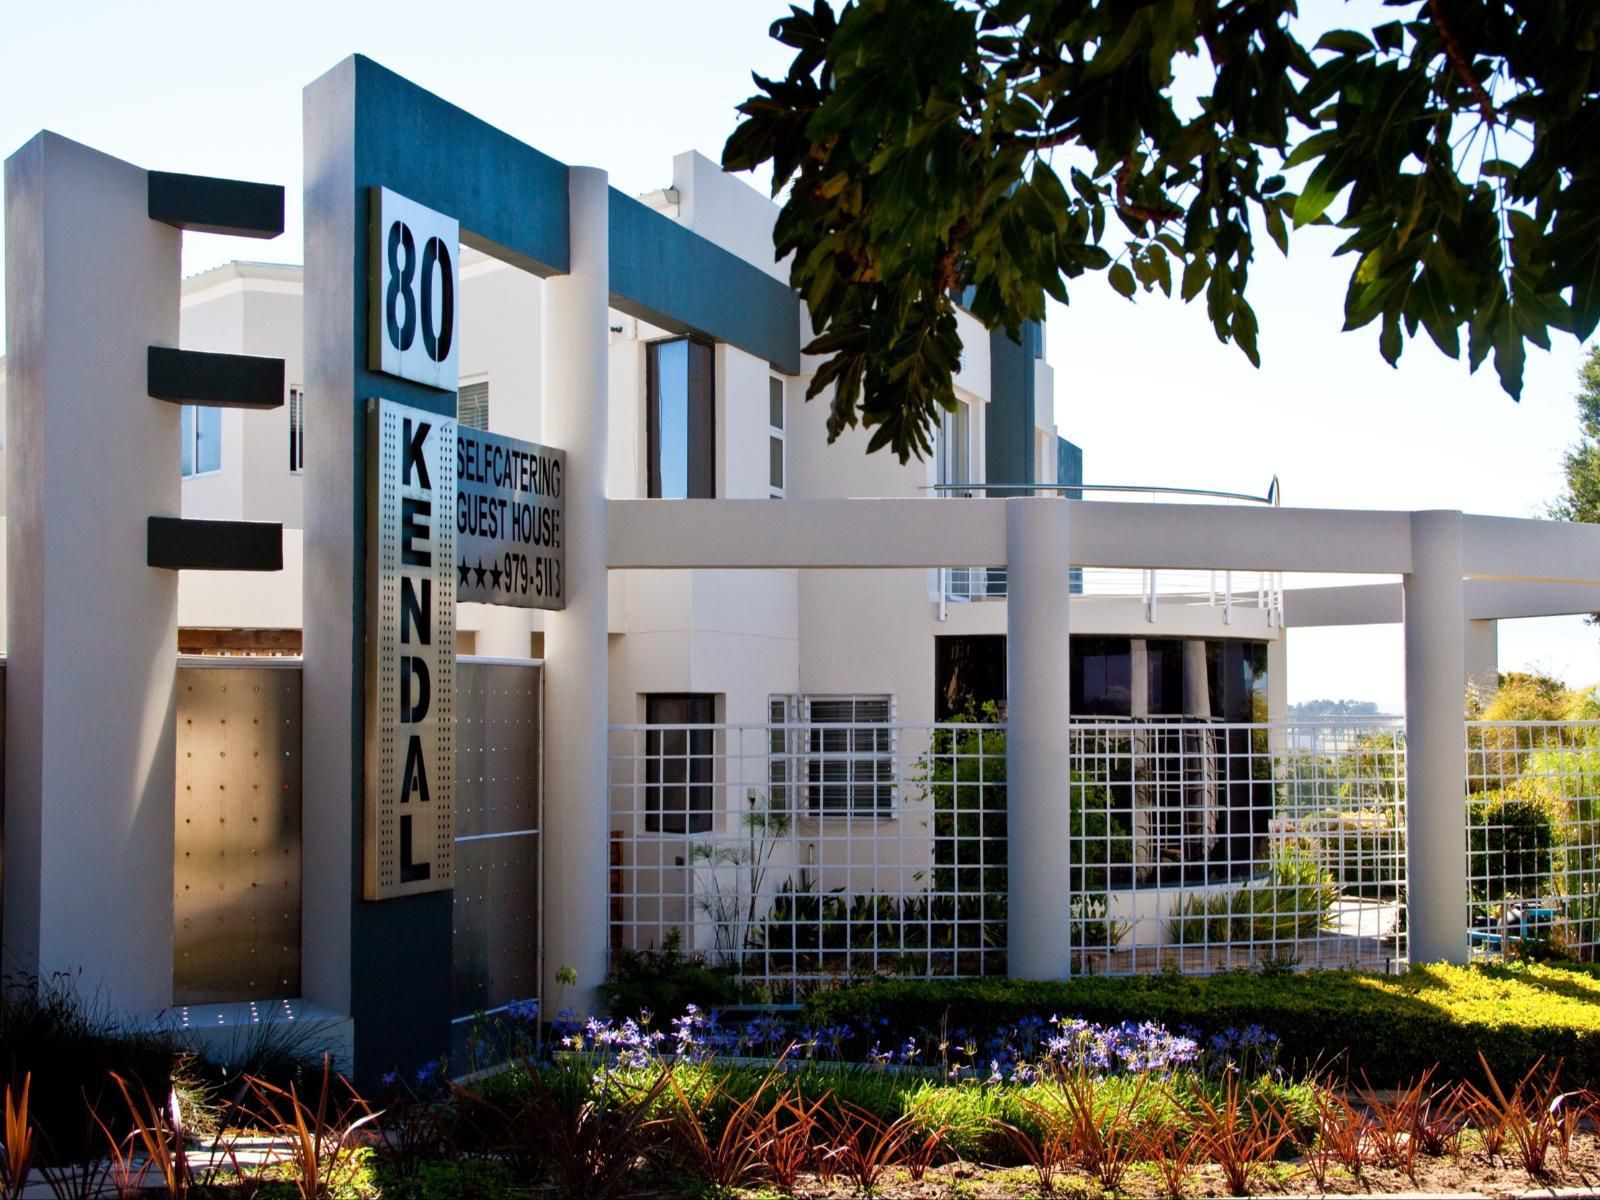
(398, 416, 434, 883)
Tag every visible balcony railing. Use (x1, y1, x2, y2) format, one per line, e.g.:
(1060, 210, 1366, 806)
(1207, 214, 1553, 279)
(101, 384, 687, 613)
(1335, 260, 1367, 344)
(930, 480, 1283, 623)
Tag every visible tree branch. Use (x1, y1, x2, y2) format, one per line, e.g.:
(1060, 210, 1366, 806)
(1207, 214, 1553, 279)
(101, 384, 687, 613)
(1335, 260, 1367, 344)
(1428, 0, 1496, 125)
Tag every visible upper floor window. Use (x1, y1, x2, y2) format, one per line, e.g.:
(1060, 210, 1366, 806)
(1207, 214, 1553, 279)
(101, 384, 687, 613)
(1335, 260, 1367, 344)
(768, 375, 785, 498)
(458, 378, 489, 430)
(647, 338, 714, 498)
(288, 387, 305, 474)
(181, 405, 221, 477)
(936, 401, 970, 495)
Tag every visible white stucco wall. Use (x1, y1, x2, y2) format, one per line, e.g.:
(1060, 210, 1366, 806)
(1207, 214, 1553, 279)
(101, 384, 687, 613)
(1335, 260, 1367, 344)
(146, 152, 1284, 754)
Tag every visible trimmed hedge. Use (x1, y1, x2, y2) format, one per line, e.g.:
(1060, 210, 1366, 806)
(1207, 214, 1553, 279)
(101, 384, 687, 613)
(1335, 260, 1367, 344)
(800, 961, 1600, 1086)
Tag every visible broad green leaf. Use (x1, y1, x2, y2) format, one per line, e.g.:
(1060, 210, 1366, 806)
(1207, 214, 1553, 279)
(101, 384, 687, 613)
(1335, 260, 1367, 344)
(1315, 30, 1375, 56)
(1293, 156, 1345, 228)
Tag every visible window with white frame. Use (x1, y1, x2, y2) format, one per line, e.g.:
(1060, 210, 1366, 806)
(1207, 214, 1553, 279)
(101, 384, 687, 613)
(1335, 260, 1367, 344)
(181, 405, 221, 477)
(936, 401, 980, 596)
(773, 694, 897, 816)
(288, 386, 305, 474)
(458, 379, 489, 430)
(936, 401, 969, 495)
(768, 375, 785, 497)
(647, 339, 715, 498)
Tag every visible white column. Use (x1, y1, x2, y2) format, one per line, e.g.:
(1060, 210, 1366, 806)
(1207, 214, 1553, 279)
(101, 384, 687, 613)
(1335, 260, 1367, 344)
(1403, 510, 1469, 964)
(540, 167, 610, 1013)
(3, 134, 180, 1012)
(1006, 497, 1072, 979)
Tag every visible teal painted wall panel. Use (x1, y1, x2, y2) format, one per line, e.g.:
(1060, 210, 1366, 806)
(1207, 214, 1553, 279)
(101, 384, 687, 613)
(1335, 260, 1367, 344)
(609, 192, 801, 373)
(986, 321, 1040, 493)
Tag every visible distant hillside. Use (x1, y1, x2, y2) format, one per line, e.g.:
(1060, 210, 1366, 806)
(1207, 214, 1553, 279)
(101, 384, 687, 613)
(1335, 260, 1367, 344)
(1288, 698, 1393, 719)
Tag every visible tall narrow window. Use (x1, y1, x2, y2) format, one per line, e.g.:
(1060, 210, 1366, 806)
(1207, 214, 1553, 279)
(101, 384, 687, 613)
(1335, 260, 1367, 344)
(768, 375, 785, 498)
(181, 405, 222, 477)
(288, 387, 305, 474)
(647, 338, 714, 498)
(458, 379, 489, 430)
(644, 694, 715, 834)
(936, 402, 975, 594)
(936, 402, 969, 495)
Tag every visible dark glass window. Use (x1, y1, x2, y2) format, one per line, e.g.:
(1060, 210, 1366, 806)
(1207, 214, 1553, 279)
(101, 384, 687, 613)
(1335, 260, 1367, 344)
(647, 338, 715, 499)
(1145, 639, 1185, 716)
(288, 387, 305, 474)
(1205, 640, 1269, 722)
(644, 694, 714, 834)
(935, 635, 1006, 720)
(1071, 637, 1131, 716)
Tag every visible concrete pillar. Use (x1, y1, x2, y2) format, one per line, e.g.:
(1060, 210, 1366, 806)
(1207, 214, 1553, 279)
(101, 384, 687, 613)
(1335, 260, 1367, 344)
(1006, 497, 1072, 979)
(1464, 618, 1499, 696)
(3, 134, 179, 1012)
(1403, 510, 1469, 964)
(303, 60, 454, 1083)
(541, 168, 610, 1014)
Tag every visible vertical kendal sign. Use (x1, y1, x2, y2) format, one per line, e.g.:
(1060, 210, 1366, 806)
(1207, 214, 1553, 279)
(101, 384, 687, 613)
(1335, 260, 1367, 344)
(369, 188, 459, 391)
(365, 398, 457, 900)
(456, 428, 566, 609)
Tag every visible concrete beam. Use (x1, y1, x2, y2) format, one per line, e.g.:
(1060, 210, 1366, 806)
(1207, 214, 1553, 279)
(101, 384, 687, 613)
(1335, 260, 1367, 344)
(1463, 515, 1600, 585)
(609, 500, 1600, 585)
(1283, 580, 1600, 627)
(608, 499, 1411, 574)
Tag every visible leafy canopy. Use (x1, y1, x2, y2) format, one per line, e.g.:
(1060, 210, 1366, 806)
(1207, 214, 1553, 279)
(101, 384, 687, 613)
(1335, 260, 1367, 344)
(723, 0, 1600, 461)
(1554, 342, 1600, 528)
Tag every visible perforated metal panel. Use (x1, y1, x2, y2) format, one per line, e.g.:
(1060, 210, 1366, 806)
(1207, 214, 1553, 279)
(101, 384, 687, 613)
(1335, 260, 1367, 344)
(453, 660, 541, 1018)
(174, 663, 301, 1005)
(365, 397, 456, 899)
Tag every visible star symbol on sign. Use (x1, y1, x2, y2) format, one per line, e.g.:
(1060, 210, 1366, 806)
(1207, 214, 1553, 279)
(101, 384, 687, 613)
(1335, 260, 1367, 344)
(489, 561, 504, 590)
(473, 559, 488, 587)
(457, 558, 470, 587)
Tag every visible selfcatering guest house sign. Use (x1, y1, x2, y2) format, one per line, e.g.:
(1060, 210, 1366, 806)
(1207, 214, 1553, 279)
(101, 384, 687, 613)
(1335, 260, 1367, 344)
(456, 428, 565, 609)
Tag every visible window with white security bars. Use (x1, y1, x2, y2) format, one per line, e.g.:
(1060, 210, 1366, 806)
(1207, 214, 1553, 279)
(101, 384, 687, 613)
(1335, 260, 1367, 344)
(774, 695, 898, 816)
(458, 379, 489, 430)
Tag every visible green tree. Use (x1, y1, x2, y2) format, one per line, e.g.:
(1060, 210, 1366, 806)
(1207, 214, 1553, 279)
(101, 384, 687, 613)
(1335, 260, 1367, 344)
(1554, 342, 1600, 532)
(724, 1, 1600, 461)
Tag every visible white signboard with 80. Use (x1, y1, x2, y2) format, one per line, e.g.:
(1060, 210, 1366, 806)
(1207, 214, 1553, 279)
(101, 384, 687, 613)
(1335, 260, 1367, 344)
(368, 187, 459, 391)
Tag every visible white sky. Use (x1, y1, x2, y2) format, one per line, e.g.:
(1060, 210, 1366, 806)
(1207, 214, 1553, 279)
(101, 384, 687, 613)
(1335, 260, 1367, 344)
(3, 0, 1596, 713)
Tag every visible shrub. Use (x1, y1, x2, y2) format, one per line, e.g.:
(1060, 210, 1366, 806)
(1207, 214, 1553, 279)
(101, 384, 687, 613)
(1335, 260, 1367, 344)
(600, 944, 745, 1016)
(0, 975, 179, 1163)
(1469, 779, 1563, 903)
(800, 961, 1600, 1086)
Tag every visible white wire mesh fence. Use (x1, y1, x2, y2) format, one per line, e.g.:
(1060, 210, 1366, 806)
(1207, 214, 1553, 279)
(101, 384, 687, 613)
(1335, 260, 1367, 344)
(1066, 721, 1407, 975)
(1466, 721, 1600, 962)
(608, 721, 1008, 1003)
(608, 718, 1420, 997)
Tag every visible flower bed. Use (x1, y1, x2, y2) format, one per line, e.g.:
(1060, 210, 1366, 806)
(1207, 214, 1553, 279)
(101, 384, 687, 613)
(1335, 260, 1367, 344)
(800, 961, 1600, 1087)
